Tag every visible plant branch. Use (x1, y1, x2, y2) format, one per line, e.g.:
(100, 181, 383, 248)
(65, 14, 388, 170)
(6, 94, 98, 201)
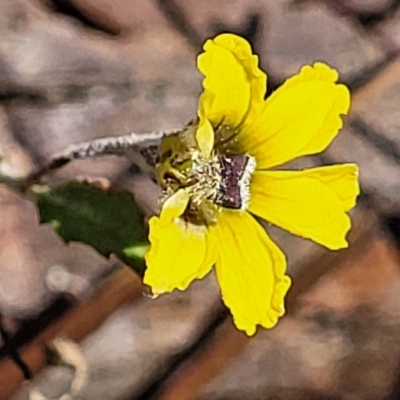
(27, 129, 180, 185)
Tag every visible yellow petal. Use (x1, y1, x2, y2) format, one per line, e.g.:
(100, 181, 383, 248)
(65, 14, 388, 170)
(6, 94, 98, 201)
(240, 63, 350, 169)
(160, 189, 190, 222)
(210, 210, 291, 336)
(144, 188, 216, 295)
(196, 116, 214, 159)
(144, 216, 216, 295)
(297, 164, 360, 212)
(197, 33, 267, 129)
(249, 168, 356, 250)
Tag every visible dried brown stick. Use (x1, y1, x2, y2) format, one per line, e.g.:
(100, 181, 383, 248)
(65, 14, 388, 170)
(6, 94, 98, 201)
(0, 266, 143, 399)
(153, 319, 248, 400)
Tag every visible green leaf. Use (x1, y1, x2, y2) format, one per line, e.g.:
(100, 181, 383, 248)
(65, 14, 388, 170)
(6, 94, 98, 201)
(36, 181, 148, 273)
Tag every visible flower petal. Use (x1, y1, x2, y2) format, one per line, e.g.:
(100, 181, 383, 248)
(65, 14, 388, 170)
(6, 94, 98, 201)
(196, 116, 214, 159)
(144, 218, 216, 295)
(249, 167, 358, 250)
(210, 210, 291, 336)
(297, 164, 360, 212)
(240, 63, 350, 169)
(160, 189, 190, 221)
(197, 33, 267, 129)
(144, 189, 217, 295)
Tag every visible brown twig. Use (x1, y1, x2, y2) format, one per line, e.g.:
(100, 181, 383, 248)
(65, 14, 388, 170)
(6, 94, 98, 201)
(26, 130, 170, 186)
(0, 266, 143, 399)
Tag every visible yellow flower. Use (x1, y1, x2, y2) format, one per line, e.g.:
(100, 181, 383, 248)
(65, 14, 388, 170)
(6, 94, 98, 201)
(143, 33, 359, 336)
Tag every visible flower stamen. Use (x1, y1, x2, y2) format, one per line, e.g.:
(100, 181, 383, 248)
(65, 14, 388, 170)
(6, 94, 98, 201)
(216, 154, 256, 210)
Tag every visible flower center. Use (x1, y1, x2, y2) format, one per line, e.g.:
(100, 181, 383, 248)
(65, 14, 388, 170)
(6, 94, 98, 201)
(156, 127, 256, 225)
(185, 151, 222, 206)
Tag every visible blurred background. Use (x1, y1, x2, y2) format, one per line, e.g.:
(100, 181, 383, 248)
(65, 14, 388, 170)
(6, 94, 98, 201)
(1, 0, 400, 399)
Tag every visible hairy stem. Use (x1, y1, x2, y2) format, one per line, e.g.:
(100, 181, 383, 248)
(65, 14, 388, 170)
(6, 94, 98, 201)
(28, 129, 180, 185)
